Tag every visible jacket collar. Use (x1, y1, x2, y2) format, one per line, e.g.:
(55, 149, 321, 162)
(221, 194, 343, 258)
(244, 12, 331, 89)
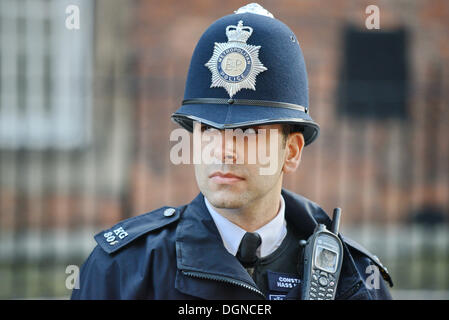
(175, 189, 362, 299)
(175, 193, 259, 295)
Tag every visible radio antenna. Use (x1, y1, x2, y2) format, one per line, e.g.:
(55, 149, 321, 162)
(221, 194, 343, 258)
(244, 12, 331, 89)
(330, 208, 341, 235)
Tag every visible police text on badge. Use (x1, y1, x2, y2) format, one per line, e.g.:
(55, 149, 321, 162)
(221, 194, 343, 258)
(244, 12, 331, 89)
(205, 20, 267, 98)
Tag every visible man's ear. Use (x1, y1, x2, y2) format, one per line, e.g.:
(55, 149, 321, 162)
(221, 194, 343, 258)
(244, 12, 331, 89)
(282, 132, 305, 174)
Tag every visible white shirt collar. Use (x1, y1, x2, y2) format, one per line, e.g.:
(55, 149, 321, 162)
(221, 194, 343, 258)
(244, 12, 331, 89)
(204, 195, 287, 258)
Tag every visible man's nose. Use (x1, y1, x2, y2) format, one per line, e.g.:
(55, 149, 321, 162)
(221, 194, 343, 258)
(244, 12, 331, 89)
(213, 130, 237, 163)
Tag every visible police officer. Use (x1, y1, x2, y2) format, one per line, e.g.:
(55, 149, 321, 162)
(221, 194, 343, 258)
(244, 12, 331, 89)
(71, 3, 393, 300)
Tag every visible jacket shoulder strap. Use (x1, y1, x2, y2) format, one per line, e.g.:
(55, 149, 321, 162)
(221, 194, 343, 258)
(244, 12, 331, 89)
(94, 205, 185, 254)
(341, 235, 394, 287)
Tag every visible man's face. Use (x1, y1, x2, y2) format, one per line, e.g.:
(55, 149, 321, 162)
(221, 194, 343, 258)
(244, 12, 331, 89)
(193, 122, 287, 209)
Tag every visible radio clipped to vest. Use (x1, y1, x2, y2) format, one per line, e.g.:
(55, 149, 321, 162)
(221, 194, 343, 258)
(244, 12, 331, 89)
(300, 208, 343, 300)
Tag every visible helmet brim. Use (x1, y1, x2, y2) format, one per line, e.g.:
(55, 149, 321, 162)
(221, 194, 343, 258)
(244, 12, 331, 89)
(171, 102, 320, 146)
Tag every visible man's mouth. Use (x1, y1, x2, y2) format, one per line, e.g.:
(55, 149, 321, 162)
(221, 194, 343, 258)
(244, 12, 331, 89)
(209, 172, 245, 184)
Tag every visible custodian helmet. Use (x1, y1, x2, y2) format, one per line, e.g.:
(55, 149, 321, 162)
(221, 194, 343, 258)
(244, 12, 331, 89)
(171, 3, 320, 145)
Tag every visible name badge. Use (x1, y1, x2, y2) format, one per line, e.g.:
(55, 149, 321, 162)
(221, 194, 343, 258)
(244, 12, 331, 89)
(267, 270, 301, 300)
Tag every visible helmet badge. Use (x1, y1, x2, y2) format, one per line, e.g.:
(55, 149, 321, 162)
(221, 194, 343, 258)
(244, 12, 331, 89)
(205, 20, 267, 98)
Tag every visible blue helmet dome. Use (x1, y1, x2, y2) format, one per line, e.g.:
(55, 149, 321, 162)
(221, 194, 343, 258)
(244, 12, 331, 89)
(171, 3, 320, 145)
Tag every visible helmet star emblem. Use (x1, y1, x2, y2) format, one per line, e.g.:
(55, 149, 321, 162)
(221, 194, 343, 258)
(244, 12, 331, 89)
(205, 20, 267, 98)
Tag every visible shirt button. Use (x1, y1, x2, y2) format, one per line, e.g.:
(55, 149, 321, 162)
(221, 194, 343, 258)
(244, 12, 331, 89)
(163, 208, 176, 217)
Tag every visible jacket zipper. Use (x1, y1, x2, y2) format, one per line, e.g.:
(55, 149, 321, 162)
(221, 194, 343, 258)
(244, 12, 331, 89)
(182, 270, 266, 299)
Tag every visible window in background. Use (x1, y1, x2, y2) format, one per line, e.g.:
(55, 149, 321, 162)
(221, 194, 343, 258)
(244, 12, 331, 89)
(337, 26, 409, 119)
(0, 0, 93, 150)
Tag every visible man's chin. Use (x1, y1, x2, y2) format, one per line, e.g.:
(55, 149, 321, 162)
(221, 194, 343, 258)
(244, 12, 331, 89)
(205, 191, 247, 209)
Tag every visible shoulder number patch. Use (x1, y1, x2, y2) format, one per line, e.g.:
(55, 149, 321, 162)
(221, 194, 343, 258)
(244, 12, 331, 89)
(94, 206, 183, 254)
(103, 227, 129, 246)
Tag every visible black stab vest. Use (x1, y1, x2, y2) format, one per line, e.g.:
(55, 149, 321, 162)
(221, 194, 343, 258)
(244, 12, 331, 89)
(249, 225, 305, 299)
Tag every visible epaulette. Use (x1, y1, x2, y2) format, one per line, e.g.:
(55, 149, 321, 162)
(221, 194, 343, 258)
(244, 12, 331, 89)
(94, 205, 184, 254)
(341, 235, 394, 288)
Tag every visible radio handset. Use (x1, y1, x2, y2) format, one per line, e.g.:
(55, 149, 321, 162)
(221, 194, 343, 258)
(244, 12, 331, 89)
(300, 208, 343, 300)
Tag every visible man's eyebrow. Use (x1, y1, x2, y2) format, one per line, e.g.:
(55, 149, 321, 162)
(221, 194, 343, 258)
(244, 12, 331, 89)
(239, 125, 261, 130)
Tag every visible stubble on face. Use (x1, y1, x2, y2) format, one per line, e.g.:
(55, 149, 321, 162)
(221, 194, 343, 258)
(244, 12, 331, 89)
(193, 123, 287, 212)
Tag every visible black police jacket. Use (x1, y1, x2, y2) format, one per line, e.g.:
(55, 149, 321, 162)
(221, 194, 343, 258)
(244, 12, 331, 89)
(71, 189, 393, 300)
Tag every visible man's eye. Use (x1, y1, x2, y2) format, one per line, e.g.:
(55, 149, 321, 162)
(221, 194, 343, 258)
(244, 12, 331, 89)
(202, 125, 218, 133)
(242, 127, 257, 134)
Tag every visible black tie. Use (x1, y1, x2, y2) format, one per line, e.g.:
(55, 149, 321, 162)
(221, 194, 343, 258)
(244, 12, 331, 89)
(236, 232, 262, 268)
